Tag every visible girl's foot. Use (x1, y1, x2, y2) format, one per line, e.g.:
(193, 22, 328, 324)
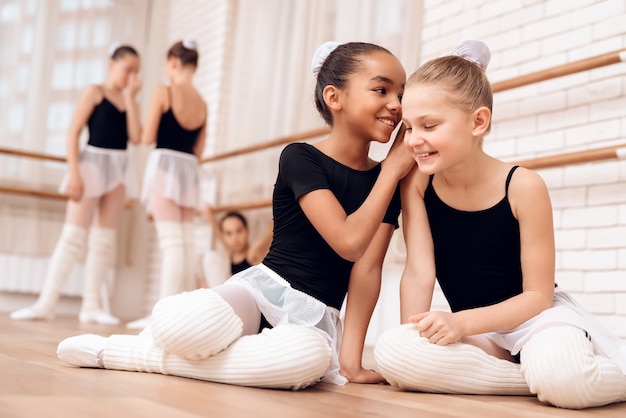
(57, 334, 107, 368)
(10, 306, 53, 321)
(126, 316, 151, 330)
(79, 310, 120, 325)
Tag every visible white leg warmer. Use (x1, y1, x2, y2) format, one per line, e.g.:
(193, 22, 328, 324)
(156, 222, 185, 299)
(150, 288, 243, 359)
(103, 324, 331, 390)
(182, 222, 197, 292)
(80, 227, 119, 325)
(521, 325, 626, 409)
(374, 324, 531, 395)
(11, 224, 87, 320)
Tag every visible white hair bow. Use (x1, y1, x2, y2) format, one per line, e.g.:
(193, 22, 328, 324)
(311, 41, 341, 77)
(451, 39, 491, 70)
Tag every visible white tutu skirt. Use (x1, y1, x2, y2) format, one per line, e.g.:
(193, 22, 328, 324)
(141, 148, 201, 213)
(59, 145, 137, 199)
(225, 263, 348, 385)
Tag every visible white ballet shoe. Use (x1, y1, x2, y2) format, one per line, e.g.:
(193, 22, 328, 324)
(126, 316, 151, 330)
(79, 310, 120, 325)
(10, 306, 54, 321)
(57, 334, 107, 368)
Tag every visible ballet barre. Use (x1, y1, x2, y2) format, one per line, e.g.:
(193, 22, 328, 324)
(207, 143, 626, 214)
(203, 48, 626, 214)
(0, 146, 134, 207)
(0, 147, 67, 200)
(2, 48, 625, 209)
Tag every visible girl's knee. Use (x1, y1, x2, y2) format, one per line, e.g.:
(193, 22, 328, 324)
(151, 289, 243, 359)
(374, 324, 429, 386)
(521, 325, 620, 409)
(375, 324, 423, 365)
(257, 325, 331, 390)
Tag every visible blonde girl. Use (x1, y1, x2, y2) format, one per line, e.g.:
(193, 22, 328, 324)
(375, 40, 626, 409)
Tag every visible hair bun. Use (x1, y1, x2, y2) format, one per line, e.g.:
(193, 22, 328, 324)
(108, 41, 122, 57)
(182, 37, 197, 51)
(311, 41, 340, 77)
(451, 39, 491, 70)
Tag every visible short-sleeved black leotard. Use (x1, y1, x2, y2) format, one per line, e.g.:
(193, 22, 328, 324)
(87, 96, 128, 150)
(155, 88, 203, 154)
(424, 166, 522, 312)
(262, 142, 401, 310)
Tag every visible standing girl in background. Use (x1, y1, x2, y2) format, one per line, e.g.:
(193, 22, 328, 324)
(374, 40, 626, 409)
(56, 41, 413, 389)
(11, 44, 142, 325)
(127, 39, 207, 329)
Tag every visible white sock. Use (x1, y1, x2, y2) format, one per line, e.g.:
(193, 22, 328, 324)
(182, 222, 197, 292)
(521, 325, 626, 409)
(103, 325, 331, 390)
(150, 288, 243, 360)
(374, 324, 531, 395)
(11, 224, 87, 320)
(57, 334, 107, 368)
(80, 226, 119, 325)
(156, 222, 184, 299)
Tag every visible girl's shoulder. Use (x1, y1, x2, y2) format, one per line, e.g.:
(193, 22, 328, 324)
(401, 165, 430, 198)
(281, 142, 316, 158)
(507, 165, 551, 217)
(81, 84, 105, 105)
(508, 165, 547, 193)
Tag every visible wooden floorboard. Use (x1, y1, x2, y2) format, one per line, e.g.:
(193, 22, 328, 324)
(1, 313, 624, 417)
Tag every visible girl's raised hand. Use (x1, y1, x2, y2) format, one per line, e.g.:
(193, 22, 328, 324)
(124, 73, 142, 97)
(409, 311, 464, 346)
(382, 124, 415, 180)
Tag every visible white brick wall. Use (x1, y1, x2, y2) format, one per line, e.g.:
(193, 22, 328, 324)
(422, 0, 626, 338)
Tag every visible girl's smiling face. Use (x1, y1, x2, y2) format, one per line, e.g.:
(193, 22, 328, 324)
(401, 83, 478, 174)
(334, 51, 406, 144)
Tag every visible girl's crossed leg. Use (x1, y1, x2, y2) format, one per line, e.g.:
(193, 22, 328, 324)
(59, 284, 332, 389)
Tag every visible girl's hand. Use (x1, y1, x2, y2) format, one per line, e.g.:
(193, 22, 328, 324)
(340, 366, 387, 384)
(383, 125, 416, 181)
(409, 311, 464, 346)
(65, 172, 84, 202)
(124, 73, 142, 98)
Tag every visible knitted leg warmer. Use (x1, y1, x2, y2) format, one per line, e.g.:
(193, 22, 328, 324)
(374, 324, 530, 395)
(11, 224, 87, 320)
(104, 324, 331, 390)
(521, 325, 626, 409)
(80, 226, 119, 324)
(156, 222, 185, 299)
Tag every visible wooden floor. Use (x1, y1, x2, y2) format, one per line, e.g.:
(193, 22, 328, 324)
(1, 314, 625, 418)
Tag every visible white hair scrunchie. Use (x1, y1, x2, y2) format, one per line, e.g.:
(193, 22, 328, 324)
(451, 39, 491, 70)
(108, 41, 122, 58)
(311, 41, 341, 78)
(182, 37, 198, 50)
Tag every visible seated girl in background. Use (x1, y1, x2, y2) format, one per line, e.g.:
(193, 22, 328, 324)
(203, 208, 273, 285)
(56, 41, 413, 389)
(374, 40, 626, 409)
(11, 44, 141, 325)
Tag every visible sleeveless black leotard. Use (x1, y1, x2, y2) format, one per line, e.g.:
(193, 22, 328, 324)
(86, 93, 128, 150)
(155, 88, 203, 154)
(424, 166, 522, 312)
